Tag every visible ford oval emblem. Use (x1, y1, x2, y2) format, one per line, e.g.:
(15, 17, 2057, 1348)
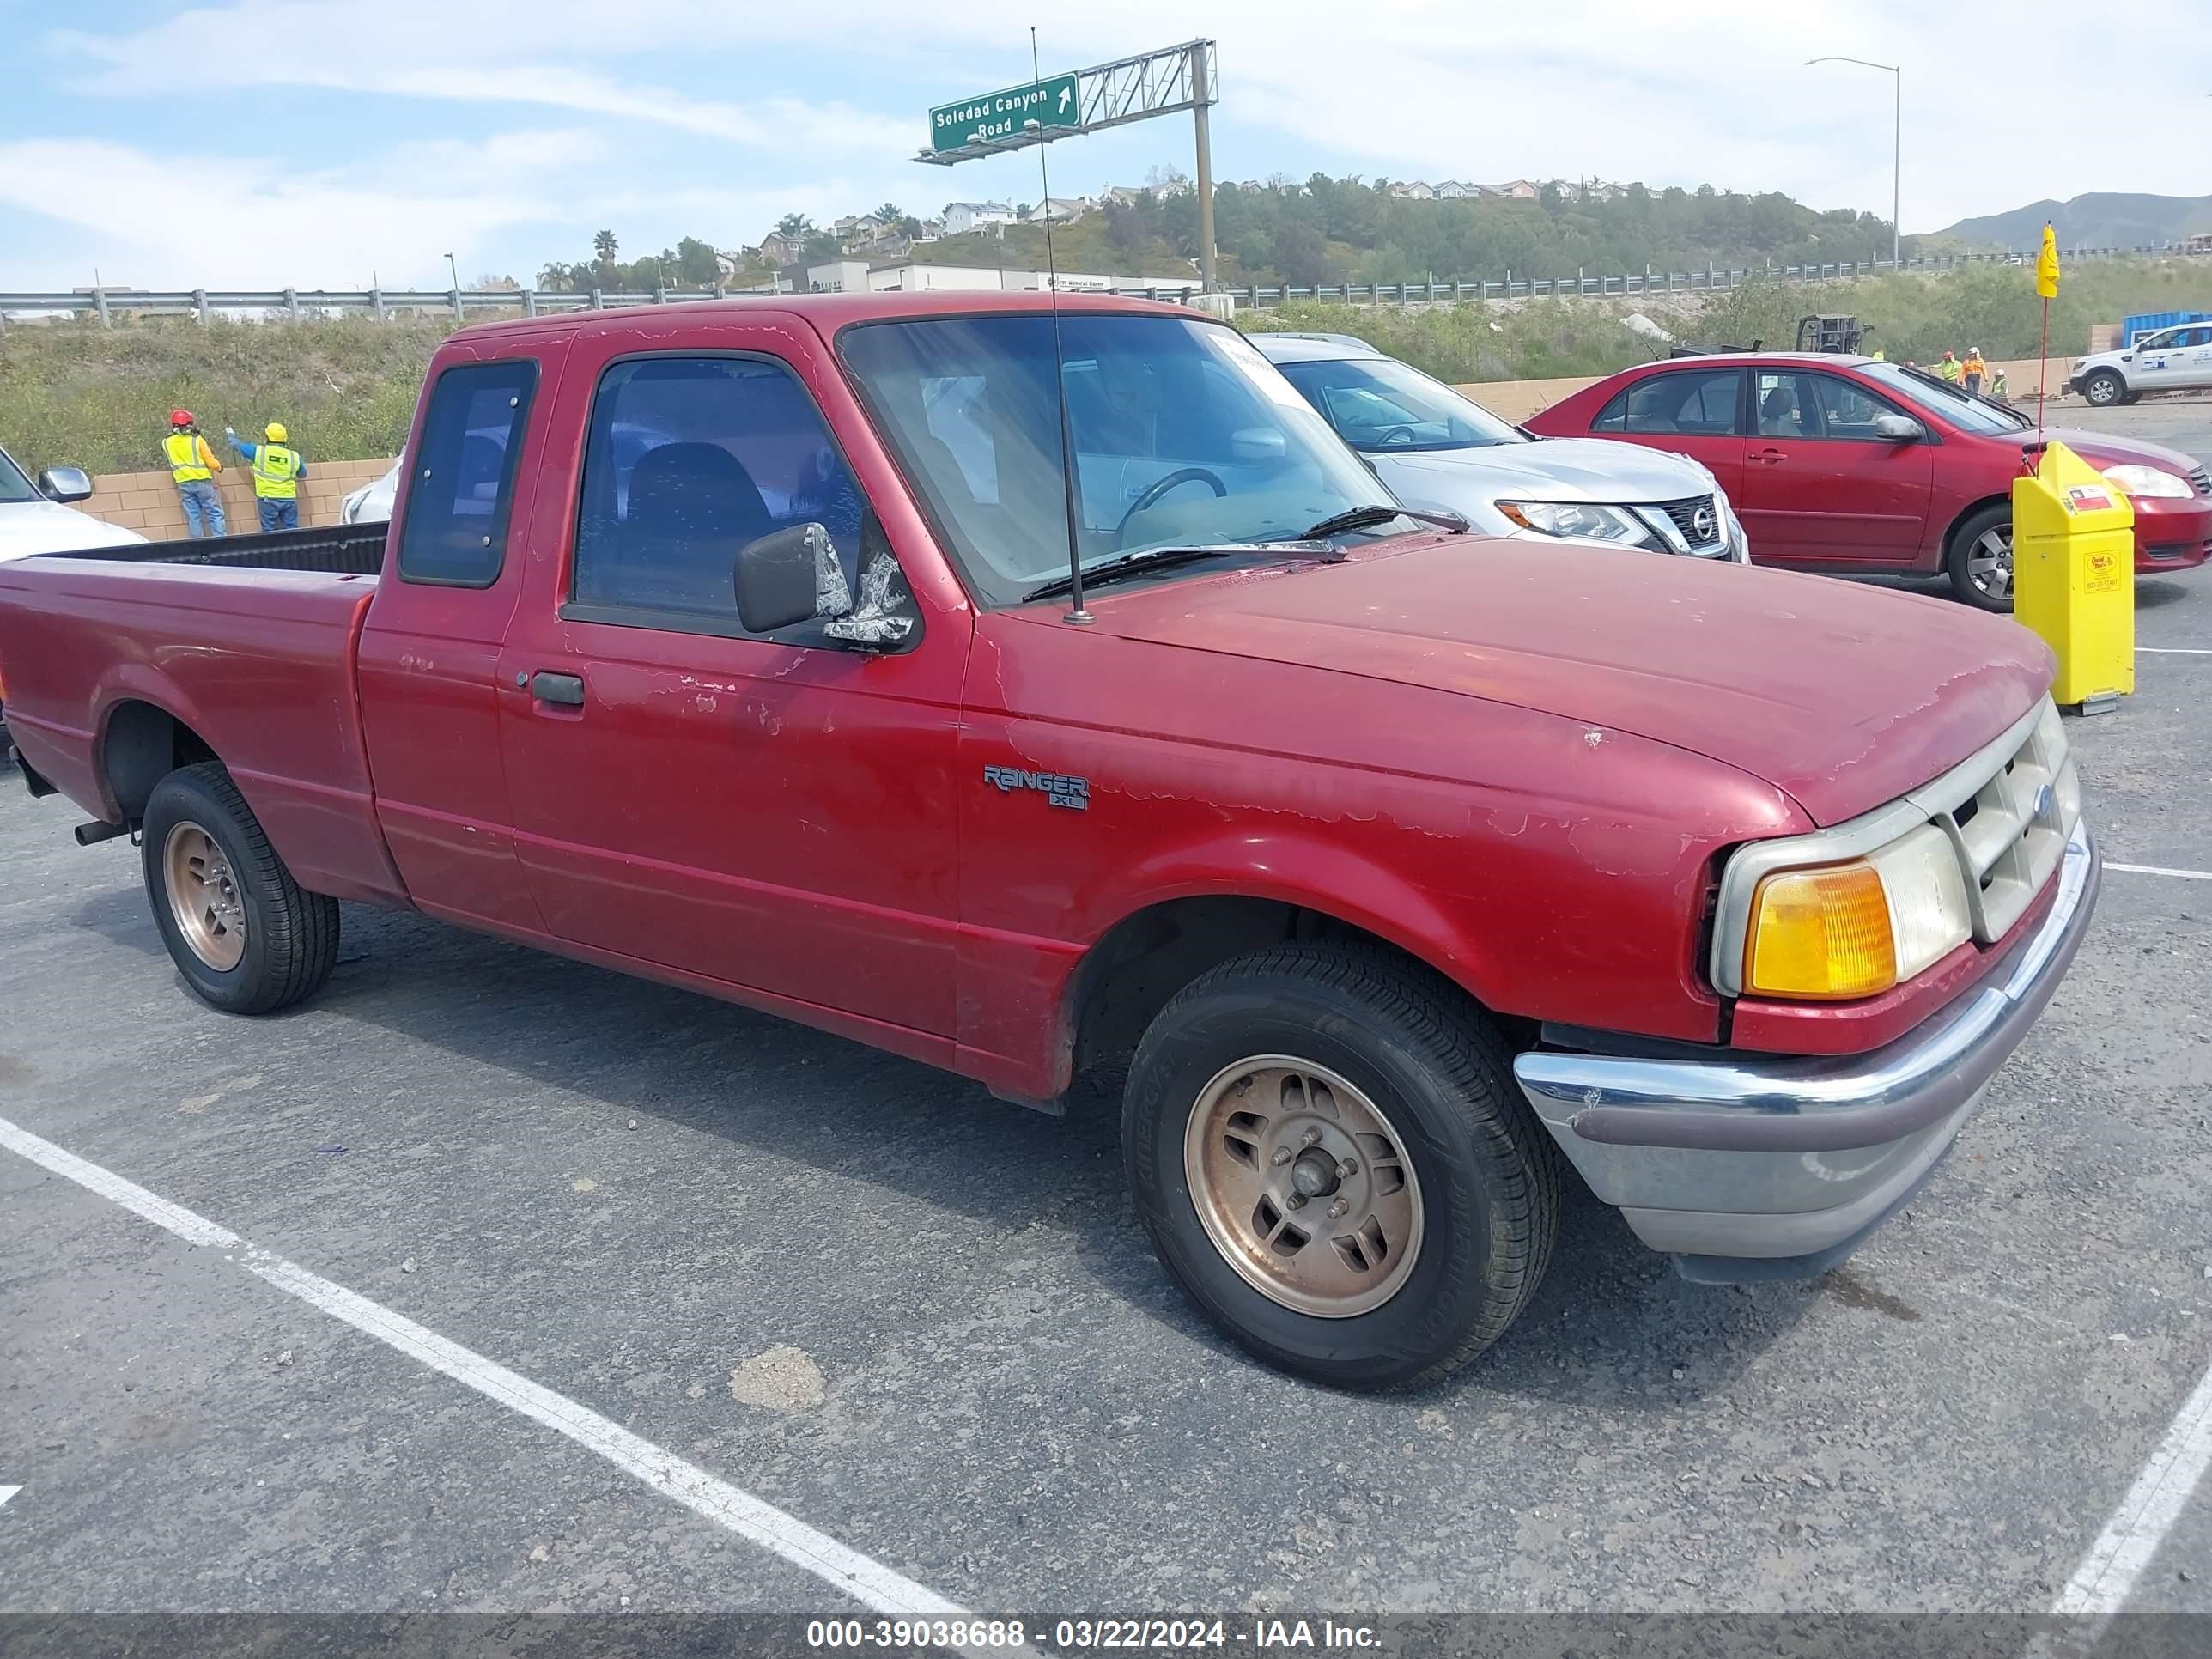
(1691, 505, 1717, 544)
(2033, 783, 2056, 822)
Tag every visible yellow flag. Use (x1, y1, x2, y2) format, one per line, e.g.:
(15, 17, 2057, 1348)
(2035, 222, 2060, 300)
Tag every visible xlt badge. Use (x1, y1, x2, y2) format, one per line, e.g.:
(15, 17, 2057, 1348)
(982, 764, 1090, 811)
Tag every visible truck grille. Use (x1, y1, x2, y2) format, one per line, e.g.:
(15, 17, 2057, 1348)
(1656, 494, 1723, 548)
(1935, 700, 2078, 943)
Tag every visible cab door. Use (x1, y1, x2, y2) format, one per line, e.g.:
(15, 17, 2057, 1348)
(356, 340, 567, 933)
(493, 313, 971, 1041)
(1735, 368, 1932, 566)
(2131, 327, 2192, 392)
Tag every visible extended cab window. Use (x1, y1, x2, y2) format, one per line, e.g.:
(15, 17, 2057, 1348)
(570, 356, 874, 625)
(1593, 369, 1741, 435)
(397, 360, 538, 586)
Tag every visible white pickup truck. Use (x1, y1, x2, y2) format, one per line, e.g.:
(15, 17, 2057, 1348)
(2071, 322, 2212, 407)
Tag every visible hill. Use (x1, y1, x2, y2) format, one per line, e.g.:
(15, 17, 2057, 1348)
(1934, 191, 2212, 252)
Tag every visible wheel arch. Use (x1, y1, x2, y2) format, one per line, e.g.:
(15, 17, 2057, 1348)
(1059, 889, 1529, 1095)
(1943, 491, 2014, 557)
(99, 698, 220, 823)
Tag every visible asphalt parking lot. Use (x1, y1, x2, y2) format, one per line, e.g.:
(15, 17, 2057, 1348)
(3, 403, 2210, 1639)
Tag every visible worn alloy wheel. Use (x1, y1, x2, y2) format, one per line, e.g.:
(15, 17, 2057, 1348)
(141, 761, 339, 1014)
(163, 822, 247, 970)
(1124, 943, 1559, 1389)
(2081, 370, 2124, 408)
(1184, 1057, 1424, 1318)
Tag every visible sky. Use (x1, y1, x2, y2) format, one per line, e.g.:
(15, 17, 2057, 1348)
(1, 0, 2203, 290)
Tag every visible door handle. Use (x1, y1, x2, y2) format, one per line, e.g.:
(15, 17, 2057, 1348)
(530, 672, 586, 706)
(1751, 447, 1789, 465)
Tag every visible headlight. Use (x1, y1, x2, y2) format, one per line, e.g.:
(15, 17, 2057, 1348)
(1741, 824, 1970, 1000)
(2101, 464, 2191, 500)
(1497, 501, 1656, 545)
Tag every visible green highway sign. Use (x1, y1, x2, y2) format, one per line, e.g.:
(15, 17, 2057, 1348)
(929, 72, 1080, 152)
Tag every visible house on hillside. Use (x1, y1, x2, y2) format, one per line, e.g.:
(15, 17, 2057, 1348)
(1498, 179, 1540, 201)
(1021, 195, 1096, 224)
(942, 201, 1017, 237)
(1431, 180, 1474, 199)
(913, 217, 944, 243)
(756, 229, 804, 266)
(1100, 185, 1146, 209)
(1387, 180, 1435, 200)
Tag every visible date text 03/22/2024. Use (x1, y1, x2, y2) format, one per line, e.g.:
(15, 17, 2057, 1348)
(804, 1617, 1382, 1650)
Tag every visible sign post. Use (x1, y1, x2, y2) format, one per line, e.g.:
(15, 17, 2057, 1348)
(930, 74, 1080, 154)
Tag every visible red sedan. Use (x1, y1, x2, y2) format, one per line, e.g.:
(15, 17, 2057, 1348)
(1527, 353, 2212, 609)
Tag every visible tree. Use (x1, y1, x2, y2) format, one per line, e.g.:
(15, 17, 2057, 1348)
(592, 229, 618, 264)
(675, 236, 720, 286)
(775, 212, 817, 241)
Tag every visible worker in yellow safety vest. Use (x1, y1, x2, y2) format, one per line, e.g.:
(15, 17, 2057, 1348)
(1936, 349, 1964, 385)
(227, 421, 308, 532)
(1961, 348, 1989, 396)
(164, 409, 226, 538)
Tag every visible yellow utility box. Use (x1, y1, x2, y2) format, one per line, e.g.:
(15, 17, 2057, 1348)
(2011, 440, 2134, 711)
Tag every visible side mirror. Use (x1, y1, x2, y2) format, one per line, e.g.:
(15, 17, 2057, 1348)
(1230, 427, 1288, 464)
(732, 522, 850, 634)
(39, 466, 94, 503)
(1872, 414, 1924, 443)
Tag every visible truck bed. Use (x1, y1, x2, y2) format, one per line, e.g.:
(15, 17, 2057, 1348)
(0, 535, 406, 906)
(59, 520, 389, 574)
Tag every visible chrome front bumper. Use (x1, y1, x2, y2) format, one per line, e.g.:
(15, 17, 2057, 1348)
(1513, 820, 2100, 1277)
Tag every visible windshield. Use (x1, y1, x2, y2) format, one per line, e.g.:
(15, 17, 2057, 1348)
(0, 447, 36, 504)
(1273, 356, 1526, 451)
(839, 313, 1399, 606)
(1861, 362, 2027, 434)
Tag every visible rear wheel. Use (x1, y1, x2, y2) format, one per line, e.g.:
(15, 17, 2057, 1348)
(141, 762, 338, 1014)
(1947, 504, 2014, 611)
(2081, 369, 2124, 408)
(1122, 944, 1559, 1389)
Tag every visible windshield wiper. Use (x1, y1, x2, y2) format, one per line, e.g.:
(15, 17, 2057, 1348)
(1298, 503, 1470, 539)
(1023, 544, 1253, 603)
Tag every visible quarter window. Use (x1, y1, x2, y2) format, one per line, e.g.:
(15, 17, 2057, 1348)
(396, 360, 538, 586)
(569, 356, 875, 625)
(1593, 369, 1741, 436)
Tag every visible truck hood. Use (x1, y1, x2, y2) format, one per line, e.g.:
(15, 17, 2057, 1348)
(1368, 435, 1716, 506)
(2035, 426, 2203, 476)
(1085, 538, 2051, 828)
(0, 499, 147, 562)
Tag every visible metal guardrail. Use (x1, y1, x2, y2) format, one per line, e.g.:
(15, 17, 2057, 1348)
(2, 245, 2197, 324)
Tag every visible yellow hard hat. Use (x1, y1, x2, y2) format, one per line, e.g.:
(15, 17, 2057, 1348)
(265, 422, 289, 442)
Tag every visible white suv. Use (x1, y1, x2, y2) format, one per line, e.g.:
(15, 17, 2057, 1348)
(2070, 323, 2212, 408)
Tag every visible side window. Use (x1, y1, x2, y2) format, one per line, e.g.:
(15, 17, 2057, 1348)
(1598, 370, 1739, 436)
(397, 360, 538, 586)
(1753, 371, 1815, 439)
(1806, 374, 1901, 441)
(569, 356, 877, 626)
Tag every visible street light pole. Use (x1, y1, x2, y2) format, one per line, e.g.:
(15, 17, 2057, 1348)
(1806, 56, 1901, 270)
(446, 252, 460, 292)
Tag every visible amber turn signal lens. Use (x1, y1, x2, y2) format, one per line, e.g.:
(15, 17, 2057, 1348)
(1742, 860, 1897, 1000)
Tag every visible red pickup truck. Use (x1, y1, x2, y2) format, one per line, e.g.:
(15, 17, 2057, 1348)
(0, 294, 2099, 1387)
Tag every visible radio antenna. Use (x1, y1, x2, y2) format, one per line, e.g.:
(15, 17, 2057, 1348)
(1028, 27, 1091, 625)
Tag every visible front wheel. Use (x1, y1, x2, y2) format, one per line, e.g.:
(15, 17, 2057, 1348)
(141, 762, 339, 1014)
(2081, 369, 2125, 408)
(1123, 944, 1559, 1389)
(1947, 504, 2015, 611)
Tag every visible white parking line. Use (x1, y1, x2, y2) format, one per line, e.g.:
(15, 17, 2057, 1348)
(2051, 1358, 2212, 1620)
(0, 1113, 974, 1623)
(2107, 862, 2212, 882)
(2137, 647, 2212, 655)
(0, 1486, 20, 1510)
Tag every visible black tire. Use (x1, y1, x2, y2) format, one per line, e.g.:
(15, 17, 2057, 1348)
(2081, 369, 2124, 409)
(1946, 502, 2015, 612)
(1123, 943, 1559, 1389)
(141, 762, 339, 1014)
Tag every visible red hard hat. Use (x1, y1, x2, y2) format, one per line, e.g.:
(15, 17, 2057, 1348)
(170, 408, 194, 426)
